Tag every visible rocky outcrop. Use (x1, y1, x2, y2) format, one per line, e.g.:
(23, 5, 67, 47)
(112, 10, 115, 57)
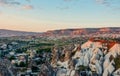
(49, 38, 120, 76)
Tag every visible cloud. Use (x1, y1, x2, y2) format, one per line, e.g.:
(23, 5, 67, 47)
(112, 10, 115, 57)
(22, 5, 34, 10)
(60, 0, 78, 10)
(0, 0, 34, 10)
(96, 0, 105, 3)
(95, 0, 120, 10)
(95, 0, 110, 6)
(0, 0, 20, 6)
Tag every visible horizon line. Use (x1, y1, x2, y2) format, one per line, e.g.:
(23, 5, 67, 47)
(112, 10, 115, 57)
(0, 26, 120, 32)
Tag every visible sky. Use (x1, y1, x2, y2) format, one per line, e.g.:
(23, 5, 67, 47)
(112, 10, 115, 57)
(0, 0, 120, 32)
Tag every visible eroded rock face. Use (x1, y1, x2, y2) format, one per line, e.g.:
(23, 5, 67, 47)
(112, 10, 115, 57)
(40, 39, 120, 76)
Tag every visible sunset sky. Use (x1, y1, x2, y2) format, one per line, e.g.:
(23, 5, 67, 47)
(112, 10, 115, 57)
(0, 0, 120, 32)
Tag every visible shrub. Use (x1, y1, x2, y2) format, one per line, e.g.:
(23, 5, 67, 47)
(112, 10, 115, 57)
(114, 55, 120, 70)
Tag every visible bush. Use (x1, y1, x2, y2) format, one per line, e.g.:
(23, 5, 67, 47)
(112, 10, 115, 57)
(31, 66, 39, 72)
(16, 62, 27, 67)
(20, 62, 26, 67)
(77, 65, 88, 71)
(9, 56, 16, 61)
(114, 55, 120, 70)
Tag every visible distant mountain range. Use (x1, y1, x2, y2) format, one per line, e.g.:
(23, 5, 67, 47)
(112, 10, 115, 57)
(0, 29, 39, 37)
(0, 27, 120, 37)
(43, 27, 120, 37)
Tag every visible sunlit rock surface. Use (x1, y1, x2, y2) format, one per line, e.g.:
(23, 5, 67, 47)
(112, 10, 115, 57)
(39, 39, 120, 76)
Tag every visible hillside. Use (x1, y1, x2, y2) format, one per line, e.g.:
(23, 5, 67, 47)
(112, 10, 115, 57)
(0, 29, 39, 37)
(0, 27, 120, 38)
(43, 27, 120, 38)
